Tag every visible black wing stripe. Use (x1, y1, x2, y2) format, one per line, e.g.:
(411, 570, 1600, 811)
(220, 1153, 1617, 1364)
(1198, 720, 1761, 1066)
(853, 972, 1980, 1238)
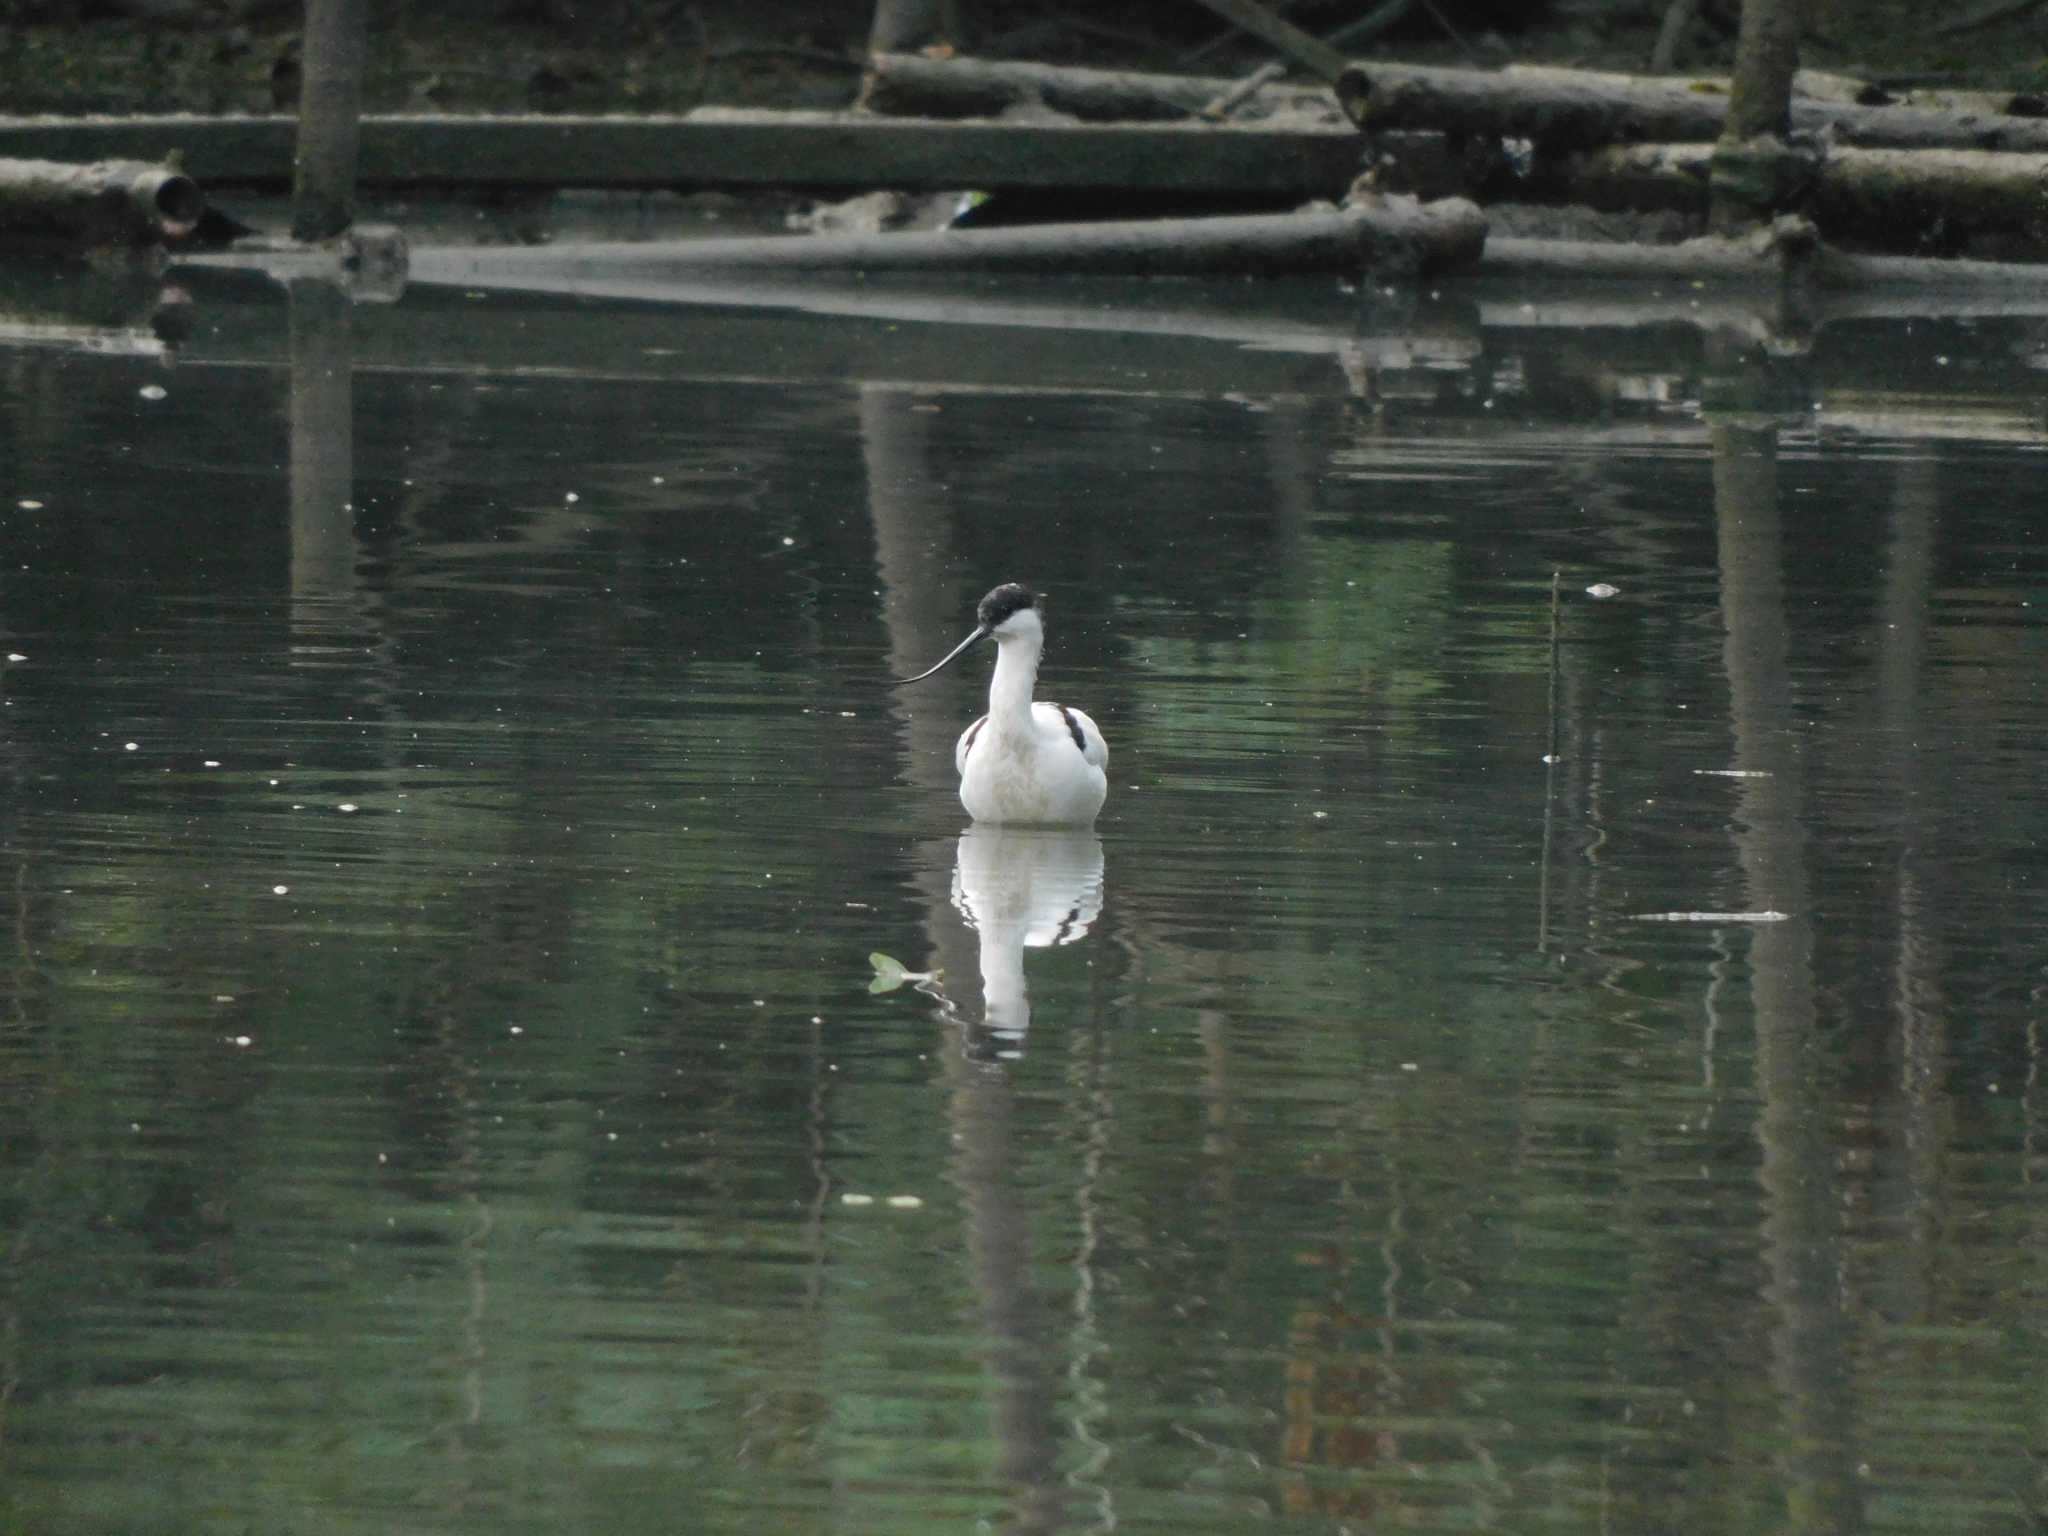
(1054, 705, 1087, 754)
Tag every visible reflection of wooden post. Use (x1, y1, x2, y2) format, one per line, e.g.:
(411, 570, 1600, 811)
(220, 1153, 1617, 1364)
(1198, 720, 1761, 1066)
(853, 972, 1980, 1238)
(1711, 415, 1863, 1529)
(288, 278, 357, 600)
(1872, 459, 1945, 1323)
(1538, 570, 1562, 952)
(865, 387, 968, 805)
(863, 389, 1066, 1530)
(291, 0, 370, 241)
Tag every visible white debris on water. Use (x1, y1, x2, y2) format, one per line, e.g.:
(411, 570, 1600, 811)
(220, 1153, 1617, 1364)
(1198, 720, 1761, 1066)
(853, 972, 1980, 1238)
(1631, 910, 1789, 923)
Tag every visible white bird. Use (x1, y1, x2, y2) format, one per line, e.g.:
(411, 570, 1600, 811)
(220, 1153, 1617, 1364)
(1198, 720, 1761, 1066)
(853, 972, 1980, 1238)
(894, 582, 1109, 826)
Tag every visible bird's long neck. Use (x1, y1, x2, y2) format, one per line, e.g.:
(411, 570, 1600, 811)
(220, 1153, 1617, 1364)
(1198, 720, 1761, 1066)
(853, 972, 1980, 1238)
(986, 632, 1042, 733)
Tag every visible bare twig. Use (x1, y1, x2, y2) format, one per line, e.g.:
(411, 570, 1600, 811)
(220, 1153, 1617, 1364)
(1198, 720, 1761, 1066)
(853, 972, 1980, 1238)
(1180, 0, 1350, 82)
(1329, 0, 1416, 51)
(1413, 0, 1477, 60)
(1199, 60, 1283, 119)
(1933, 0, 2048, 36)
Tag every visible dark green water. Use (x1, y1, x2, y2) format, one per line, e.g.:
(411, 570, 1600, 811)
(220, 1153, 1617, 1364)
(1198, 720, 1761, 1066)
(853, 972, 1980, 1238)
(0, 269, 2043, 1534)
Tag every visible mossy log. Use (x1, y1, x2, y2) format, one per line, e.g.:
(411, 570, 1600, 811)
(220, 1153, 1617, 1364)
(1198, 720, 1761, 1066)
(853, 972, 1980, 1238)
(1481, 216, 2048, 290)
(1338, 61, 2048, 154)
(860, 52, 1338, 123)
(0, 156, 202, 248)
(0, 111, 1361, 198)
(1499, 140, 2048, 253)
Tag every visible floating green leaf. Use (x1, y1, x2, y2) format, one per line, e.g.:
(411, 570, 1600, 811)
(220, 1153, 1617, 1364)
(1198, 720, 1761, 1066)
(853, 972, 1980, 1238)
(868, 952, 940, 994)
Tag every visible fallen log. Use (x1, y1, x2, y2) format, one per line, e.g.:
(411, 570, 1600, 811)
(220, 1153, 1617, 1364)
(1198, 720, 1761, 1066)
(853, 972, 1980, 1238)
(0, 110, 1361, 198)
(1500, 140, 2048, 253)
(860, 52, 1339, 123)
(1482, 225, 1810, 283)
(393, 196, 1487, 279)
(1338, 60, 2048, 153)
(1501, 139, 1725, 212)
(1808, 146, 2048, 252)
(1481, 218, 2048, 289)
(1506, 63, 1878, 106)
(1513, 61, 2045, 117)
(0, 156, 202, 248)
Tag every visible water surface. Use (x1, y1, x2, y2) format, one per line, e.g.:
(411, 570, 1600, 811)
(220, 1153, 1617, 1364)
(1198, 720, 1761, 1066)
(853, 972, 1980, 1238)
(0, 266, 2042, 1534)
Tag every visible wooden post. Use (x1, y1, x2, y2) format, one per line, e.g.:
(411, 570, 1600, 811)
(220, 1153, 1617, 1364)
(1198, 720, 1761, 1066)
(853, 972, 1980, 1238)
(291, 0, 369, 242)
(1724, 0, 1805, 140)
(868, 0, 955, 55)
(1712, 0, 1810, 232)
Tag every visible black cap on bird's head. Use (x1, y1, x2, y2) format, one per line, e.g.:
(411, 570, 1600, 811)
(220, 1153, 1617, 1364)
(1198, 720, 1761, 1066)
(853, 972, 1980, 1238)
(892, 582, 1043, 687)
(976, 582, 1038, 631)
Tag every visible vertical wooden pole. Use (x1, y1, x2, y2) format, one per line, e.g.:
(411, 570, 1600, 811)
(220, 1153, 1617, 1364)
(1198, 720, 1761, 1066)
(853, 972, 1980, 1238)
(867, 0, 956, 56)
(1723, 0, 1805, 141)
(1710, 0, 1809, 232)
(291, 0, 370, 242)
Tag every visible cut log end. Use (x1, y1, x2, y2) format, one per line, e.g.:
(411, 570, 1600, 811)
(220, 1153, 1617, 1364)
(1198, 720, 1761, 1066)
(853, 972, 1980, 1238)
(142, 169, 205, 239)
(0, 157, 210, 250)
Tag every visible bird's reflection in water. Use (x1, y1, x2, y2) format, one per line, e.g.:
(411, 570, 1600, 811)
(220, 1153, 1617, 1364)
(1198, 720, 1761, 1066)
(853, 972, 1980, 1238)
(950, 826, 1104, 1058)
(933, 826, 1112, 1531)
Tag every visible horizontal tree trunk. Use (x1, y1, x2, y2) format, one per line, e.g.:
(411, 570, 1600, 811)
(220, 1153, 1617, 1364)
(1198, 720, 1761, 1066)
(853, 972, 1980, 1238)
(1513, 60, 2040, 116)
(0, 156, 202, 247)
(1807, 144, 2048, 252)
(1509, 62, 1889, 106)
(1502, 140, 2048, 253)
(404, 196, 1487, 279)
(1339, 60, 2048, 153)
(1502, 138, 1717, 211)
(0, 110, 1361, 198)
(1482, 226, 1810, 282)
(1482, 221, 2048, 288)
(860, 52, 1337, 123)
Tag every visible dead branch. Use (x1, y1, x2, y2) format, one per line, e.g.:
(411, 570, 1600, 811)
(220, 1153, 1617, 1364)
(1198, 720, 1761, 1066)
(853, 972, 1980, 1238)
(1931, 0, 2048, 36)
(1180, 0, 1350, 83)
